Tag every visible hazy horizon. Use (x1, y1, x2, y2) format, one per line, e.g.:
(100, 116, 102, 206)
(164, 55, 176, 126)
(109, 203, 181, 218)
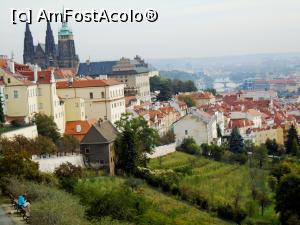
(1, 0, 300, 63)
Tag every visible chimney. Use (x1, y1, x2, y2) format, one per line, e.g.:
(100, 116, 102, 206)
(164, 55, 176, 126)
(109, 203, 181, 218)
(8, 53, 15, 74)
(67, 76, 73, 87)
(33, 64, 38, 83)
(98, 118, 103, 126)
(86, 57, 90, 65)
(50, 69, 55, 83)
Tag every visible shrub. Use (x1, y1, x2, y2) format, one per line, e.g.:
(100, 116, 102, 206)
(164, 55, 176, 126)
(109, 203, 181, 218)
(217, 204, 234, 220)
(159, 130, 175, 146)
(229, 153, 248, 165)
(30, 189, 86, 225)
(217, 204, 247, 224)
(54, 162, 83, 192)
(179, 137, 200, 155)
(86, 188, 149, 222)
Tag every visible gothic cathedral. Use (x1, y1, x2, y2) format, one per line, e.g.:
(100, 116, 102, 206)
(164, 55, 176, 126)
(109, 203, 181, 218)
(23, 21, 79, 69)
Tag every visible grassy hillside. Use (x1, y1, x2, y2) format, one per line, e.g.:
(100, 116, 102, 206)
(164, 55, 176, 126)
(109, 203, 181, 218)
(76, 176, 233, 225)
(149, 152, 279, 224)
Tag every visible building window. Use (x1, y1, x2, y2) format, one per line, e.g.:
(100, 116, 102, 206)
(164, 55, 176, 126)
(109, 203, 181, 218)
(5, 94, 8, 99)
(101, 92, 105, 98)
(85, 148, 90, 154)
(89, 92, 93, 99)
(13, 90, 18, 98)
(38, 88, 42, 96)
(185, 130, 188, 135)
(7, 78, 10, 84)
(100, 160, 104, 164)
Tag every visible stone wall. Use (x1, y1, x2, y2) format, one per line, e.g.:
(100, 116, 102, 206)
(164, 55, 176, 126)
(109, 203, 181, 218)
(147, 143, 176, 159)
(32, 154, 85, 173)
(1, 125, 38, 139)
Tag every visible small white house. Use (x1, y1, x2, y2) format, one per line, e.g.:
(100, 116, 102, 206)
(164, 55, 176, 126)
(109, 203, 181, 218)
(173, 109, 220, 146)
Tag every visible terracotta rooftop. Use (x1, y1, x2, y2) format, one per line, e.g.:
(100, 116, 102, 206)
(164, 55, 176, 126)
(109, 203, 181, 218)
(56, 79, 121, 89)
(65, 119, 97, 141)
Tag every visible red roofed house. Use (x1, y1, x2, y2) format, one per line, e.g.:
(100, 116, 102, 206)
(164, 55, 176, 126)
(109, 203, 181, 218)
(65, 119, 97, 141)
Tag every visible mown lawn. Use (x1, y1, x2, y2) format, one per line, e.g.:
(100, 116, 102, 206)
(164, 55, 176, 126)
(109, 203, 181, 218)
(149, 151, 279, 224)
(77, 176, 233, 225)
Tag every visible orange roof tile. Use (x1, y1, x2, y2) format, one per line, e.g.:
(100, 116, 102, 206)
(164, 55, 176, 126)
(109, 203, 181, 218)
(56, 79, 121, 89)
(65, 119, 97, 141)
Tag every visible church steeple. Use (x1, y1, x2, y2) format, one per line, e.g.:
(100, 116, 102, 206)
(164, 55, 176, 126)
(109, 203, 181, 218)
(45, 21, 56, 56)
(23, 23, 35, 64)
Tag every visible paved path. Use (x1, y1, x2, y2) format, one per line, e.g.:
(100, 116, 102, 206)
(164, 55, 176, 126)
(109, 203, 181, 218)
(0, 207, 14, 225)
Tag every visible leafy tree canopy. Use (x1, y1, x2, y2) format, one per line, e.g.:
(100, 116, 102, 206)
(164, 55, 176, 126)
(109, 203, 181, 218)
(275, 173, 300, 224)
(285, 124, 300, 155)
(115, 113, 159, 174)
(229, 127, 244, 154)
(33, 113, 60, 142)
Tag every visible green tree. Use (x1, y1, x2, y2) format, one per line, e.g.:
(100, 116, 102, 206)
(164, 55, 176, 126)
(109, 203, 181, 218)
(157, 82, 172, 101)
(229, 127, 244, 154)
(0, 95, 5, 124)
(270, 161, 292, 182)
(159, 130, 175, 145)
(203, 88, 217, 96)
(265, 138, 279, 156)
(253, 145, 268, 169)
(54, 162, 83, 192)
(115, 113, 159, 174)
(58, 134, 79, 154)
(257, 189, 271, 216)
(180, 137, 200, 155)
(275, 173, 300, 224)
(33, 136, 57, 156)
(178, 95, 196, 107)
(33, 113, 60, 142)
(285, 124, 300, 155)
(0, 150, 39, 179)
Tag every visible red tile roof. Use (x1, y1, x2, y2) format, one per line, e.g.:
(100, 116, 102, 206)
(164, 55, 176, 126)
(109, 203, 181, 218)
(228, 119, 254, 128)
(65, 119, 97, 141)
(0, 59, 7, 69)
(56, 79, 121, 89)
(18, 70, 53, 84)
(191, 92, 215, 99)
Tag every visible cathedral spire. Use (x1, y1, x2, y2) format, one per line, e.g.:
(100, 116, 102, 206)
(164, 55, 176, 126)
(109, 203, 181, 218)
(23, 23, 35, 64)
(45, 21, 56, 56)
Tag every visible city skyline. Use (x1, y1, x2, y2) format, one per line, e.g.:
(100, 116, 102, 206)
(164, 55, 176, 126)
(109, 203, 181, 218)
(1, 0, 300, 63)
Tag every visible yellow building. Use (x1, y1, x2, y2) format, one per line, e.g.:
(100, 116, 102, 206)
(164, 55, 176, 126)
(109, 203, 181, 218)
(64, 98, 86, 121)
(0, 67, 38, 122)
(254, 127, 284, 146)
(56, 79, 126, 124)
(0, 59, 65, 133)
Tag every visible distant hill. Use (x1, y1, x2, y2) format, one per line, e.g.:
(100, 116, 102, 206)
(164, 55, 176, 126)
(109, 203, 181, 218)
(159, 70, 200, 81)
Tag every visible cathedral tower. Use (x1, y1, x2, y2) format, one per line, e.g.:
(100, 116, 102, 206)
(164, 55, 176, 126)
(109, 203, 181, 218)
(57, 19, 79, 68)
(23, 23, 35, 64)
(45, 21, 57, 67)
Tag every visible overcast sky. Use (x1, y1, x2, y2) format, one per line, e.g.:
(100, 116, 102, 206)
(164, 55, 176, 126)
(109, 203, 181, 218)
(1, 0, 300, 62)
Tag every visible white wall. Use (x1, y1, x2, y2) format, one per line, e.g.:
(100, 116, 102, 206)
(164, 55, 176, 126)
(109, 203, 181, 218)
(32, 154, 85, 173)
(147, 143, 176, 159)
(1, 125, 38, 139)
